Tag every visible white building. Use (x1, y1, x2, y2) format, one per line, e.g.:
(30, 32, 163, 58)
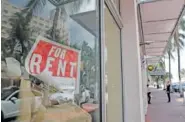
(1, 0, 69, 44)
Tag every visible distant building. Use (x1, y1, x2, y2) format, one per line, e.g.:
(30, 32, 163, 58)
(1, 0, 69, 44)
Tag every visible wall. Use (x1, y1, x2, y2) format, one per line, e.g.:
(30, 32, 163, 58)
(120, 0, 145, 122)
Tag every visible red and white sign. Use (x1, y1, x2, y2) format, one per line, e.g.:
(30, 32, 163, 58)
(25, 36, 81, 93)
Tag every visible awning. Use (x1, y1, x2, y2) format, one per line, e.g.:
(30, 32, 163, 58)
(71, 0, 185, 65)
(70, 10, 97, 36)
(139, 0, 185, 64)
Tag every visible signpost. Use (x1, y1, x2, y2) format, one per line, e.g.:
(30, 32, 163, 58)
(147, 64, 165, 76)
(149, 70, 166, 76)
(25, 36, 81, 93)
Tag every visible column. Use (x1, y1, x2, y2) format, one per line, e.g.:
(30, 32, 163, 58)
(120, 0, 145, 122)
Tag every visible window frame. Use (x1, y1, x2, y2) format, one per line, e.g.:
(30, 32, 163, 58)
(99, 0, 124, 122)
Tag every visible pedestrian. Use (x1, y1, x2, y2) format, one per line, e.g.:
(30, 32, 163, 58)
(147, 84, 151, 104)
(166, 81, 171, 103)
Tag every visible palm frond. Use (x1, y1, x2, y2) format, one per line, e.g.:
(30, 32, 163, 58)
(158, 61, 165, 70)
(167, 44, 175, 60)
(60, 6, 67, 21)
(170, 51, 175, 60)
(179, 33, 185, 39)
(24, 0, 46, 15)
(173, 25, 185, 50)
(178, 37, 185, 48)
(179, 18, 185, 30)
(7, 12, 33, 64)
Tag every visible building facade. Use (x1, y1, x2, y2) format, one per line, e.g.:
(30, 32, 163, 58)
(1, 0, 69, 44)
(1, 0, 153, 122)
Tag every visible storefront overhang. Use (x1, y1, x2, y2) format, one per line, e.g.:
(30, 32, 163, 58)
(138, 0, 185, 64)
(71, 0, 185, 65)
(70, 10, 97, 36)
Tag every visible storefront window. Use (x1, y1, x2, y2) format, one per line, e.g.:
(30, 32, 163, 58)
(1, 0, 101, 121)
(104, 5, 123, 122)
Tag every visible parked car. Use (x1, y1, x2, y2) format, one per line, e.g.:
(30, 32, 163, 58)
(171, 83, 179, 92)
(182, 82, 185, 91)
(1, 86, 42, 121)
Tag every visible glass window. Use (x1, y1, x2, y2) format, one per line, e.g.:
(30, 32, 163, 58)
(2, 20, 7, 25)
(39, 23, 44, 26)
(45, 25, 49, 29)
(2, 31, 6, 35)
(4, 9, 8, 13)
(33, 20, 38, 24)
(1, 0, 101, 121)
(12, 6, 17, 10)
(40, 17, 44, 21)
(11, 92, 19, 99)
(1, 89, 14, 100)
(2, 87, 19, 100)
(104, 5, 123, 122)
(2, 26, 6, 30)
(5, 3, 9, 6)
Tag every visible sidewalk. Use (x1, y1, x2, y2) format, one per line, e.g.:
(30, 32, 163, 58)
(147, 88, 185, 122)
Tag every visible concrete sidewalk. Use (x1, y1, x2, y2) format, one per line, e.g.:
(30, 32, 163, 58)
(147, 88, 185, 122)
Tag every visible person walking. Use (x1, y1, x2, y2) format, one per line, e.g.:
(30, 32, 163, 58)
(147, 84, 151, 104)
(166, 81, 171, 103)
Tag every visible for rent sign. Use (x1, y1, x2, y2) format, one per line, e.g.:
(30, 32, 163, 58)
(25, 36, 81, 93)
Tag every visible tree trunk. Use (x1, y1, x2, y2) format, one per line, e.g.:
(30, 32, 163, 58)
(177, 47, 183, 97)
(43, 7, 60, 104)
(51, 7, 60, 41)
(163, 58, 166, 90)
(157, 77, 160, 89)
(168, 51, 171, 82)
(163, 80, 166, 90)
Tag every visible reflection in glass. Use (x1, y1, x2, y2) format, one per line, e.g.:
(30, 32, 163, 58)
(1, 0, 101, 121)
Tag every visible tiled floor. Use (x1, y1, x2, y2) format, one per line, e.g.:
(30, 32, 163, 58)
(147, 88, 185, 122)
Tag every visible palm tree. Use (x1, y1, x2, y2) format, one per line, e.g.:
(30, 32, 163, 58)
(174, 17, 185, 97)
(2, 13, 33, 65)
(158, 61, 166, 89)
(24, 0, 90, 42)
(23, 0, 91, 106)
(2, 0, 91, 64)
(165, 16, 185, 96)
(81, 41, 96, 88)
(165, 39, 174, 86)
